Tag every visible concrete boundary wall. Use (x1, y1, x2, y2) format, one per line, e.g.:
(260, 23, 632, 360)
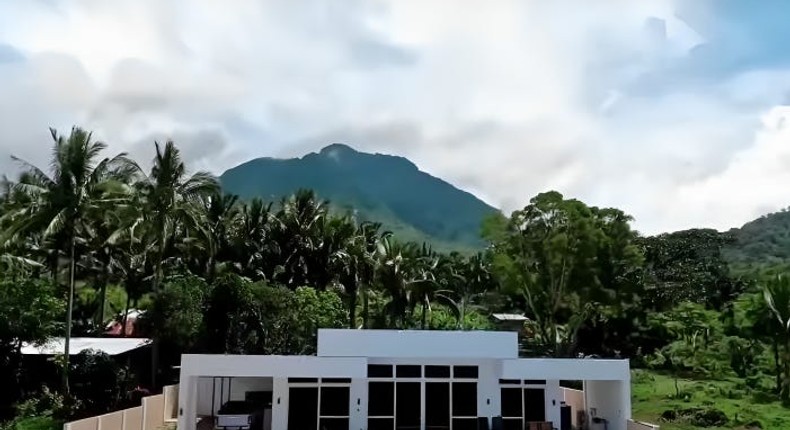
(628, 420, 660, 430)
(63, 385, 178, 430)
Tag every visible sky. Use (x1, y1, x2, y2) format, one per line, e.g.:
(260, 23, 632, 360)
(2, 0, 790, 234)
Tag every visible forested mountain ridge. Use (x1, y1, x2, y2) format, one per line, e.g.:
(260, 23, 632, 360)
(220, 143, 498, 251)
(724, 208, 790, 268)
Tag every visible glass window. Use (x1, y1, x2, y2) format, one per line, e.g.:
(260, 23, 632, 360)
(453, 366, 478, 379)
(288, 377, 318, 383)
(524, 388, 546, 422)
(320, 386, 349, 416)
(500, 387, 522, 418)
(368, 365, 393, 378)
(453, 418, 479, 430)
(318, 418, 349, 430)
(395, 382, 421, 427)
(396, 365, 422, 378)
(367, 418, 394, 430)
(425, 365, 451, 378)
(523, 380, 546, 385)
(368, 382, 394, 416)
(288, 387, 317, 430)
(425, 382, 450, 428)
(452, 382, 477, 417)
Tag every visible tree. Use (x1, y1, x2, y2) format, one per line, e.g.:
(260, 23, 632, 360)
(485, 191, 642, 357)
(763, 275, 790, 403)
(641, 229, 745, 311)
(0, 127, 132, 392)
(139, 141, 218, 387)
(0, 275, 63, 418)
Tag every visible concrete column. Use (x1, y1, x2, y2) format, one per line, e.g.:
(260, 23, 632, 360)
(544, 380, 561, 429)
(349, 378, 368, 430)
(478, 361, 500, 422)
(271, 378, 289, 430)
(177, 375, 197, 430)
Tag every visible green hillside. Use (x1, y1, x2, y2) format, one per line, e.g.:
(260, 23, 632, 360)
(724, 209, 790, 272)
(220, 143, 498, 252)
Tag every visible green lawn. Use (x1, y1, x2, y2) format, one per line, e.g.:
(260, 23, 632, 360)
(631, 370, 790, 429)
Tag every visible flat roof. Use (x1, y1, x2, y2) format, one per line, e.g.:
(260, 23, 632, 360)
(491, 313, 528, 321)
(317, 329, 518, 359)
(21, 337, 152, 356)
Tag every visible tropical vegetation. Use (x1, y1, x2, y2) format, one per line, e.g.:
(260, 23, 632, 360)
(1, 127, 790, 429)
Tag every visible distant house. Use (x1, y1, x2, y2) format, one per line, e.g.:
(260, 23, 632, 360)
(176, 329, 633, 430)
(105, 309, 146, 337)
(491, 313, 529, 332)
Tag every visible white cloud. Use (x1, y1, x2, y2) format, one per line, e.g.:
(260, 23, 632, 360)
(0, 0, 788, 234)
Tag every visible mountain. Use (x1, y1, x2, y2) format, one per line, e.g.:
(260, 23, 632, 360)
(219, 143, 499, 251)
(724, 209, 790, 269)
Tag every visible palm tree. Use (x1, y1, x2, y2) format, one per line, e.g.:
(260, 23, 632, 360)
(139, 140, 218, 387)
(0, 127, 132, 393)
(407, 246, 460, 329)
(270, 190, 329, 288)
(333, 220, 382, 328)
(764, 274, 790, 403)
(231, 198, 274, 280)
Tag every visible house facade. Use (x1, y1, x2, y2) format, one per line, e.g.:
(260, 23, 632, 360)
(176, 329, 631, 430)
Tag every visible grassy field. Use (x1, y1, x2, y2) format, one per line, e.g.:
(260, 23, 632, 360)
(631, 369, 790, 429)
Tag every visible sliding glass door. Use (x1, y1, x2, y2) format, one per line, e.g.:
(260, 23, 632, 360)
(287, 378, 350, 430)
(499, 380, 546, 430)
(367, 364, 478, 430)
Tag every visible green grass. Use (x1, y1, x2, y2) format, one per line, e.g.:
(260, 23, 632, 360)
(632, 369, 790, 429)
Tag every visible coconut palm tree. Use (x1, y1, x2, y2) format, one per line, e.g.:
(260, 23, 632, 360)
(138, 140, 218, 387)
(140, 141, 219, 292)
(0, 127, 132, 392)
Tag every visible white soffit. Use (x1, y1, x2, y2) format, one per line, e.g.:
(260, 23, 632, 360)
(21, 337, 152, 356)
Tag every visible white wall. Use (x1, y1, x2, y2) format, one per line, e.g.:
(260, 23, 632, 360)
(501, 358, 630, 381)
(585, 380, 630, 430)
(318, 329, 518, 359)
(544, 380, 562, 427)
(180, 354, 367, 378)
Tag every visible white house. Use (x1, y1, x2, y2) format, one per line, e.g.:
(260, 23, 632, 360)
(176, 329, 632, 430)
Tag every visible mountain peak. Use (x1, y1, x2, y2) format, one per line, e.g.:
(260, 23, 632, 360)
(319, 143, 357, 158)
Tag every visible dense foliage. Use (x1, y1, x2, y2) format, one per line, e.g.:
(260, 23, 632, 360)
(1, 126, 790, 427)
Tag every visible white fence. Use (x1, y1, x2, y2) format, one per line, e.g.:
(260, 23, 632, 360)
(63, 385, 178, 430)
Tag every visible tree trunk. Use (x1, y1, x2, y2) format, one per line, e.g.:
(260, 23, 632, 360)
(121, 293, 132, 338)
(421, 300, 427, 330)
(775, 337, 782, 394)
(150, 231, 166, 389)
(63, 236, 76, 394)
(362, 287, 370, 329)
(348, 286, 358, 329)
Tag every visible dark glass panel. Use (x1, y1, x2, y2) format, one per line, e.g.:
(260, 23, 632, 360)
(396, 365, 422, 378)
(452, 382, 477, 417)
(500, 387, 522, 418)
(368, 382, 394, 416)
(425, 382, 450, 427)
(524, 388, 546, 422)
(453, 366, 478, 379)
(288, 387, 317, 430)
(368, 365, 393, 378)
(425, 365, 451, 378)
(320, 386, 349, 416)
